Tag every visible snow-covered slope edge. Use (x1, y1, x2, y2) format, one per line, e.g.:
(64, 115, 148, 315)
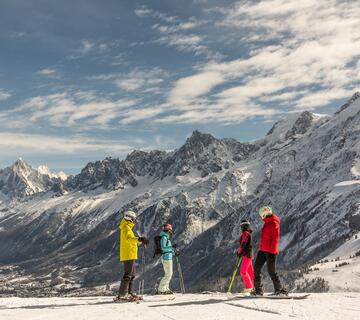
(0, 293, 359, 320)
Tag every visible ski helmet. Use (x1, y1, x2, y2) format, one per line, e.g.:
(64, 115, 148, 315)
(163, 223, 173, 232)
(240, 219, 250, 227)
(124, 210, 137, 222)
(259, 206, 272, 219)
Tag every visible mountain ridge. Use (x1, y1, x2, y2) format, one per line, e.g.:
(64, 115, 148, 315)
(0, 92, 359, 295)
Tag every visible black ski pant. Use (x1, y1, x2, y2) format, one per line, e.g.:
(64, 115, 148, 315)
(118, 260, 136, 296)
(254, 250, 282, 293)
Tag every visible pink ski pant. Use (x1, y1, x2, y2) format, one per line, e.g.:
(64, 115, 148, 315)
(239, 256, 254, 289)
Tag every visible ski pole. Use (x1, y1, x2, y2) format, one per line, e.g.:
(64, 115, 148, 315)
(176, 256, 186, 294)
(227, 256, 242, 293)
(141, 244, 146, 295)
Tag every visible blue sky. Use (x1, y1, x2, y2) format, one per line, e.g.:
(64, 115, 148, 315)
(0, 0, 359, 174)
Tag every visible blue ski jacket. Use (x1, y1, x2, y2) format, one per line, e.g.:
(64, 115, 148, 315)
(160, 231, 174, 260)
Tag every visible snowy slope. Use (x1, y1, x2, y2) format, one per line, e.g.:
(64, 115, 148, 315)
(0, 293, 359, 320)
(302, 232, 360, 292)
(0, 92, 359, 294)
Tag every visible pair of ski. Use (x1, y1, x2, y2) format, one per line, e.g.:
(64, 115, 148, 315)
(113, 295, 176, 303)
(113, 295, 143, 304)
(232, 293, 310, 300)
(227, 256, 309, 300)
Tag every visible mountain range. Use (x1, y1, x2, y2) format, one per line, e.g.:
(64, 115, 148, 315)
(0, 92, 359, 295)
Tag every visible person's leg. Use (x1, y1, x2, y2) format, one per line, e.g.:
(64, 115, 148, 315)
(118, 260, 133, 297)
(253, 251, 266, 294)
(249, 259, 254, 289)
(240, 256, 253, 289)
(265, 253, 282, 292)
(165, 259, 173, 292)
(158, 259, 172, 292)
(127, 260, 136, 295)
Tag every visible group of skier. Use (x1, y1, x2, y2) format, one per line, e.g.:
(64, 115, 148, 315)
(114, 205, 287, 302)
(236, 206, 287, 297)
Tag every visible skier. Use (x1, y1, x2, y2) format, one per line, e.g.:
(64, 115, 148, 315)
(252, 206, 287, 296)
(157, 223, 177, 294)
(114, 210, 149, 302)
(236, 219, 254, 296)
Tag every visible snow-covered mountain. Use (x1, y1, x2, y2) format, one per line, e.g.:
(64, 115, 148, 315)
(0, 158, 67, 199)
(0, 93, 359, 295)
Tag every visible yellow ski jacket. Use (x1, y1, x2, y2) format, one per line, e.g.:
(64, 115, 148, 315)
(119, 218, 140, 261)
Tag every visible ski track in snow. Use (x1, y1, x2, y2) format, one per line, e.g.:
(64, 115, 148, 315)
(0, 293, 359, 320)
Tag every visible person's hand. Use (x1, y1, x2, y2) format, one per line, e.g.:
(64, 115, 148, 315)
(236, 248, 242, 257)
(139, 237, 149, 245)
(175, 250, 180, 256)
(173, 243, 178, 249)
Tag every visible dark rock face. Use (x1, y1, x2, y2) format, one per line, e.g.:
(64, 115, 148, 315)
(285, 111, 314, 139)
(66, 130, 259, 190)
(67, 157, 138, 191)
(335, 92, 360, 114)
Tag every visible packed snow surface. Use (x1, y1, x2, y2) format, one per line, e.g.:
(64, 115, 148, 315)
(0, 293, 359, 320)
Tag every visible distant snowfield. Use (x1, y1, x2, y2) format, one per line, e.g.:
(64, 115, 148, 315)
(303, 233, 360, 292)
(0, 293, 359, 320)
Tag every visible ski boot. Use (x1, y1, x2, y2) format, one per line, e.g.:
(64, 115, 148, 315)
(240, 288, 253, 297)
(129, 292, 143, 301)
(273, 288, 288, 296)
(157, 290, 174, 295)
(113, 293, 142, 302)
(113, 294, 130, 302)
(250, 289, 263, 296)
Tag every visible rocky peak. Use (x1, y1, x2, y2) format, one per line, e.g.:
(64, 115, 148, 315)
(0, 159, 63, 199)
(285, 111, 315, 139)
(185, 130, 217, 148)
(68, 157, 138, 191)
(336, 92, 360, 115)
(11, 157, 33, 176)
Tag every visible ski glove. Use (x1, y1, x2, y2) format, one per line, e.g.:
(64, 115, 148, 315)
(139, 237, 150, 245)
(236, 248, 242, 257)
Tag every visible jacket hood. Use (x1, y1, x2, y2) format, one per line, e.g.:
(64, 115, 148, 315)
(263, 214, 280, 225)
(160, 230, 170, 238)
(120, 218, 134, 229)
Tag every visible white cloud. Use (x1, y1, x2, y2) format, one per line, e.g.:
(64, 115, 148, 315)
(294, 88, 354, 110)
(37, 68, 57, 76)
(0, 132, 131, 154)
(0, 89, 11, 101)
(120, 106, 165, 124)
(10, 31, 26, 38)
(156, 34, 208, 55)
(154, 20, 204, 34)
(134, 8, 153, 17)
(137, 5, 210, 56)
(68, 40, 110, 59)
(169, 71, 224, 106)
(114, 68, 167, 92)
(156, 103, 278, 124)
(159, 0, 360, 124)
(134, 6, 178, 22)
(5, 92, 138, 128)
(81, 40, 94, 54)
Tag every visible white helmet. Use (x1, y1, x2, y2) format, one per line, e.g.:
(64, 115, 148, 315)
(124, 210, 137, 222)
(259, 206, 272, 219)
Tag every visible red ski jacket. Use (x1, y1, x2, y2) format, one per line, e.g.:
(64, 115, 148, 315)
(259, 214, 280, 254)
(236, 230, 253, 258)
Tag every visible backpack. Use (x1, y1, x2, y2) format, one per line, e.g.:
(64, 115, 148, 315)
(153, 235, 163, 258)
